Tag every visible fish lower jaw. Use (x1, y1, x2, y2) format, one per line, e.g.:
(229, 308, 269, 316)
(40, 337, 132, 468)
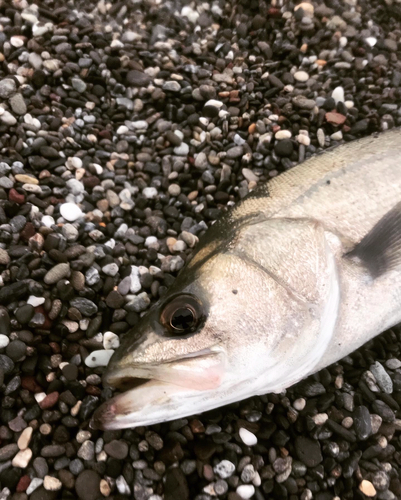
(90, 379, 192, 430)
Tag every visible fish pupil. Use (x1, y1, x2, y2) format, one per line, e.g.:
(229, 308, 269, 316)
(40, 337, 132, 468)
(171, 307, 195, 331)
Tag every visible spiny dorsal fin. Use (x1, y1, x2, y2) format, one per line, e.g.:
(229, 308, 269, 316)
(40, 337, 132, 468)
(347, 201, 401, 278)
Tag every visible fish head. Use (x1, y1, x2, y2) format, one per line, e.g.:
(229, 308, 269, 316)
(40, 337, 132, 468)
(92, 219, 339, 430)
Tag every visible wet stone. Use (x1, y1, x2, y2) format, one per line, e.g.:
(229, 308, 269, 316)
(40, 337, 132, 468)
(164, 468, 189, 500)
(104, 440, 129, 459)
(75, 470, 101, 500)
(294, 437, 323, 467)
(372, 400, 395, 422)
(353, 406, 372, 440)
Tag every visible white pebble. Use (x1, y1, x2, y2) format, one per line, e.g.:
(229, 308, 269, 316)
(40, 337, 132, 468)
(66, 157, 83, 170)
(214, 460, 236, 479)
(27, 295, 45, 307)
(275, 130, 292, 140)
(331, 131, 343, 141)
(117, 125, 128, 134)
(236, 484, 255, 499)
(205, 99, 224, 108)
(142, 187, 158, 199)
(239, 427, 258, 446)
(41, 215, 55, 228)
(130, 266, 142, 293)
(10, 36, 24, 48)
(312, 413, 329, 425)
(234, 133, 246, 146)
(331, 86, 345, 104)
(12, 448, 32, 468)
(26, 478, 43, 495)
(365, 37, 377, 47)
(145, 236, 158, 248)
(116, 475, 131, 495)
(345, 100, 354, 109)
(294, 71, 309, 82)
(296, 134, 311, 146)
(60, 202, 83, 222)
(131, 120, 148, 130)
(0, 335, 9, 349)
(174, 143, 189, 156)
(293, 398, 306, 411)
(85, 350, 114, 368)
(34, 392, 46, 403)
(103, 331, 120, 350)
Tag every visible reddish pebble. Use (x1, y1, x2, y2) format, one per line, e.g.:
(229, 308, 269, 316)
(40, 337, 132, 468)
(17, 475, 31, 492)
(21, 376, 42, 393)
(98, 129, 112, 139)
(83, 176, 100, 188)
(20, 222, 36, 241)
(268, 7, 281, 17)
(39, 391, 59, 409)
(190, 419, 205, 433)
(35, 306, 52, 330)
(325, 112, 347, 126)
(9, 188, 25, 204)
(86, 385, 101, 396)
(49, 342, 61, 354)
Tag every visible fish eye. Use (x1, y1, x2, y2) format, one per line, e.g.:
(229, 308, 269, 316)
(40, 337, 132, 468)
(160, 294, 204, 336)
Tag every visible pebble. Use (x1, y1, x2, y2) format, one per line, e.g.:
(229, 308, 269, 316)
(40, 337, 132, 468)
(0, 336, 9, 349)
(75, 470, 101, 500)
(332, 86, 345, 104)
(43, 476, 62, 491)
(214, 460, 236, 479)
(359, 480, 377, 497)
(295, 437, 322, 467)
(239, 428, 257, 446)
(370, 361, 393, 393)
(26, 478, 43, 495)
(12, 449, 32, 468)
(294, 71, 309, 82)
(103, 332, 120, 350)
(44, 263, 70, 285)
(77, 441, 95, 461)
(275, 130, 292, 140)
(60, 203, 83, 222)
(85, 350, 114, 368)
(18, 427, 33, 450)
(236, 484, 255, 499)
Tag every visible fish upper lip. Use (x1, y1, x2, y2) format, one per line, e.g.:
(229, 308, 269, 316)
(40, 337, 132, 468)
(104, 346, 222, 389)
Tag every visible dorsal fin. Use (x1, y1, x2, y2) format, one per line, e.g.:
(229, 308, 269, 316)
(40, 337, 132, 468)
(347, 201, 401, 278)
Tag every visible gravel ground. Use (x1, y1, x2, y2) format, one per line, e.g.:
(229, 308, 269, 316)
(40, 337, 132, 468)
(0, 0, 401, 499)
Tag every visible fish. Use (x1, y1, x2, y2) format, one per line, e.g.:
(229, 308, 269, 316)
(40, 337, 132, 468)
(92, 128, 401, 430)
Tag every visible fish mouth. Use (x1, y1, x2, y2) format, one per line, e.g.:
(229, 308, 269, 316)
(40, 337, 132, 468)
(91, 349, 226, 430)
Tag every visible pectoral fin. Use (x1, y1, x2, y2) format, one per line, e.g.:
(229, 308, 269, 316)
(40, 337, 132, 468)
(347, 201, 401, 277)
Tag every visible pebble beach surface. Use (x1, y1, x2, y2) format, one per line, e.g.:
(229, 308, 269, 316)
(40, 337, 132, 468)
(0, 0, 401, 499)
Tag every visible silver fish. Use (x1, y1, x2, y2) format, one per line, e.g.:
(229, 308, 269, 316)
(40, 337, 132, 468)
(92, 128, 401, 430)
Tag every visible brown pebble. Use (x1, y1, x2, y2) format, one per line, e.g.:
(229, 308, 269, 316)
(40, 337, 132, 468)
(39, 392, 59, 410)
(75, 470, 101, 500)
(190, 419, 205, 433)
(58, 469, 75, 489)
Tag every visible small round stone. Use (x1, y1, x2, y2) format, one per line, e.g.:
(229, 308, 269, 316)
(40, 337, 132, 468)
(60, 203, 83, 222)
(236, 484, 255, 499)
(75, 470, 101, 500)
(294, 71, 309, 82)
